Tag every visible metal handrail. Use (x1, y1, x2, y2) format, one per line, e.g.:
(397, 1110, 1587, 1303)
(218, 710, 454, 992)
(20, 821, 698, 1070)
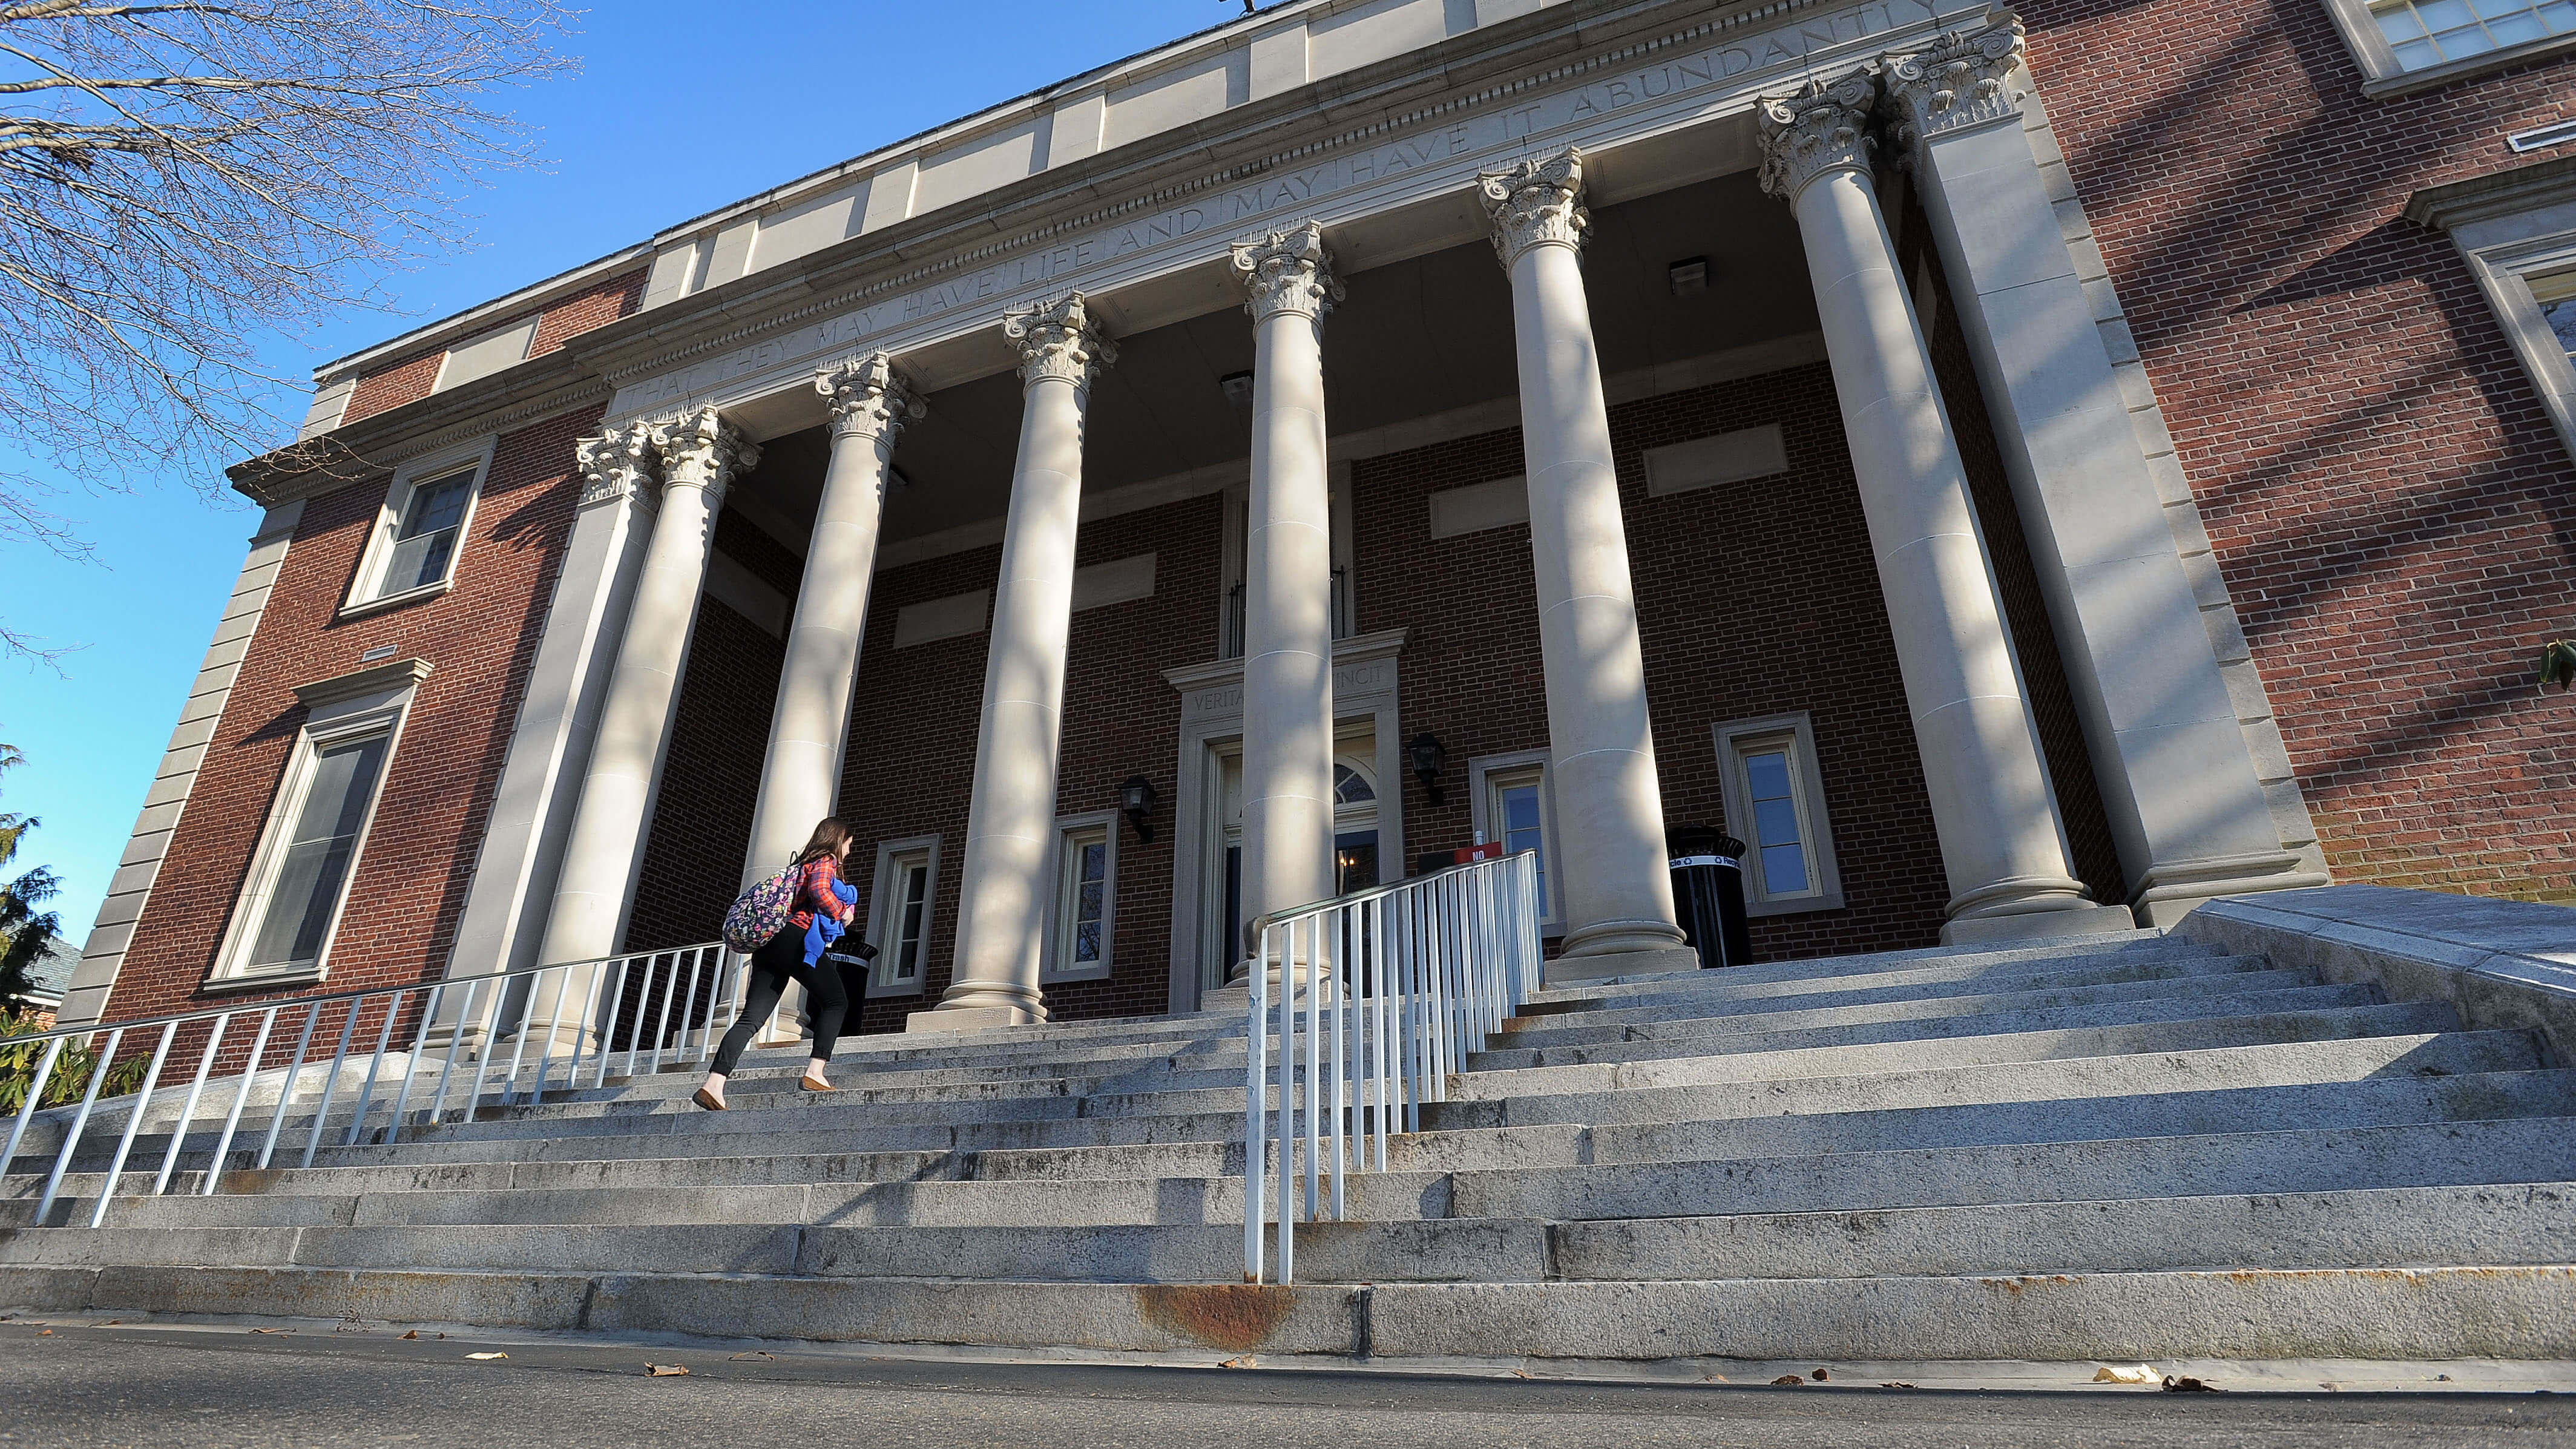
(1, 940, 737, 1227)
(1243, 848, 1542, 1284)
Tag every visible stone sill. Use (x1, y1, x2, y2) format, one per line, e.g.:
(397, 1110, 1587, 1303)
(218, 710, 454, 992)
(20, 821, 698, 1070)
(337, 576, 455, 622)
(194, 965, 329, 996)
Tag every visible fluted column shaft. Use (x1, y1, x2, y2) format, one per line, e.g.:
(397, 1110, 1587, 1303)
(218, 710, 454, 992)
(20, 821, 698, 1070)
(740, 355, 921, 887)
(1480, 150, 1688, 970)
(915, 295, 1115, 1031)
(537, 409, 760, 968)
(1230, 223, 1342, 979)
(1760, 72, 2128, 945)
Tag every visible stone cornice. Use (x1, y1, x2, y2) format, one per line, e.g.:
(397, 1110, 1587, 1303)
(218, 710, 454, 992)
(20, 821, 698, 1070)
(1232, 222, 1344, 323)
(815, 353, 925, 445)
(1005, 294, 1117, 392)
(1480, 147, 1591, 269)
(2407, 152, 2576, 232)
(1757, 66, 1881, 202)
(293, 657, 433, 711)
(1881, 9, 2027, 159)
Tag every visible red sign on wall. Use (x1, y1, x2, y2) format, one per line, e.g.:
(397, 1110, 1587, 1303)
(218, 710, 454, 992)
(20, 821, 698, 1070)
(1453, 841, 1505, 865)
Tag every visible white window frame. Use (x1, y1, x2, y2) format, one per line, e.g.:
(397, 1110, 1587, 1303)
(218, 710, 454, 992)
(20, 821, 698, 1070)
(1217, 469, 1358, 659)
(1468, 749, 1562, 933)
(1712, 711, 1845, 918)
(2409, 159, 2576, 467)
(2323, 0, 2576, 97)
(1043, 810, 1119, 984)
(862, 833, 941, 998)
(342, 435, 493, 618)
(208, 660, 427, 988)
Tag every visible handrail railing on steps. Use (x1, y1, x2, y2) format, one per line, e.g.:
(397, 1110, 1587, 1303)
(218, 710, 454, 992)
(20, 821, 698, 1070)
(1, 940, 737, 1227)
(1242, 848, 1543, 1284)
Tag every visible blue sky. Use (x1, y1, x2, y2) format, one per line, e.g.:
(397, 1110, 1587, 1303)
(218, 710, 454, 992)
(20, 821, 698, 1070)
(1, 0, 1234, 941)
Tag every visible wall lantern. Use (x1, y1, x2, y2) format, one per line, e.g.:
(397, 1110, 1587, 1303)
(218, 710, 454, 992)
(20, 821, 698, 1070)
(1408, 732, 1447, 807)
(1120, 775, 1159, 841)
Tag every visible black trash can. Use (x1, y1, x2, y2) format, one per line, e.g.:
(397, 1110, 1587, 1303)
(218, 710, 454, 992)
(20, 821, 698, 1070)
(1668, 826, 1753, 969)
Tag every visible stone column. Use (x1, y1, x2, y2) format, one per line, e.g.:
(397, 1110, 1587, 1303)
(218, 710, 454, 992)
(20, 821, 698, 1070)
(536, 407, 761, 968)
(1758, 71, 2131, 945)
(912, 295, 1115, 1031)
(1227, 222, 1343, 984)
(1478, 149, 1693, 978)
(740, 354, 922, 887)
(1881, 13, 2322, 926)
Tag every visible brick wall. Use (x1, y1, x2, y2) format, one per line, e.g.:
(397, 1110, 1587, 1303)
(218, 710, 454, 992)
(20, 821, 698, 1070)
(2023, 2, 2576, 901)
(339, 266, 648, 429)
(99, 406, 600, 1024)
(1357, 364, 1965, 961)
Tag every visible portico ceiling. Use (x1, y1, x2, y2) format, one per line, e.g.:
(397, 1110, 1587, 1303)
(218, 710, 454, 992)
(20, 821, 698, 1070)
(731, 167, 1818, 555)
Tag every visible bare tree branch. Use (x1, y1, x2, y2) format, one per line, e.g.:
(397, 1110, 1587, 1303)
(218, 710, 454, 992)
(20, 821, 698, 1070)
(0, 0, 573, 662)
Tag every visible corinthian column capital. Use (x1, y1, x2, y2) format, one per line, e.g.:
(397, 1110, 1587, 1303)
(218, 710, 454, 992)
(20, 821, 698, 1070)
(815, 352, 925, 446)
(1881, 10, 2028, 157)
(1231, 221, 1344, 323)
(1004, 292, 1117, 392)
(1478, 147, 1590, 270)
(649, 406, 760, 503)
(1757, 67, 1881, 202)
(574, 420, 659, 511)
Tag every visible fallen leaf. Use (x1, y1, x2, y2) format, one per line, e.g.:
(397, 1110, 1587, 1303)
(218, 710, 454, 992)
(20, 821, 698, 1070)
(2092, 1364, 2159, 1385)
(466, 1352, 508, 1361)
(1771, 1375, 1807, 1387)
(727, 1352, 776, 1362)
(2438, 1374, 2454, 1382)
(94, 1320, 119, 1327)
(2321, 1383, 2340, 1392)
(36, 1330, 51, 1337)
(1219, 1356, 1258, 1369)
(1508, 1370, 1532, 1379)
(2162, 1376, 2222, 1394)
(645, 1364, 689, 1377)
(401, 1330, 418, 1340)
(1879, 1382, 1917, 1390)
(248, 1328, 292, 1335)
(1809, 1368, 1830, 1382)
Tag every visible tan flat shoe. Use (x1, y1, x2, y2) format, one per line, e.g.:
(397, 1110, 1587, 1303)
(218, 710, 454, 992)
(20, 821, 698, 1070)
(692, 1087, 726, 1112)
(798, 1075, 835, 1092)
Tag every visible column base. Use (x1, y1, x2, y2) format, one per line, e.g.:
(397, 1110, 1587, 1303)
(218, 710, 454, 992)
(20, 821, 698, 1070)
(904, 1003, 1045, 1033)
(2130, 852, 2334, 930)
(1559, 917, 1690, 959)
(1542, 945, 1703, 987)
(1940, 900, 2141, 947)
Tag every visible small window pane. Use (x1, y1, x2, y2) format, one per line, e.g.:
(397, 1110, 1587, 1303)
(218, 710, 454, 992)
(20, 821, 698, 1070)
(1495, 778, 1548, 913)
(1333, 763, 1376, 806)
(892, 862, 928, 981)
(1752, 797, 1803, 847)
(1059, 829, 1110, 972)
(381, 473, 473, 596)
(1760, 842, 1811, 895)
(244, 732, 389, 972)
(2373, 0, 2576, 65)
(1743, 751, 1793, 801)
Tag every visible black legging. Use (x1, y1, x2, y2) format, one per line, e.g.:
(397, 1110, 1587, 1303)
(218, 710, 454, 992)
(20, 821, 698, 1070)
(709, 924, 850, 1076)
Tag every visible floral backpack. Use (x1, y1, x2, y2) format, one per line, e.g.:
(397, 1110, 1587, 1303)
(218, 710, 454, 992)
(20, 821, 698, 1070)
(722, 861, 801, 952)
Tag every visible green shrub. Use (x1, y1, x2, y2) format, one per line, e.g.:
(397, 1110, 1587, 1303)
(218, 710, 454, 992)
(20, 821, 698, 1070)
(0, 1011, 148, 1116)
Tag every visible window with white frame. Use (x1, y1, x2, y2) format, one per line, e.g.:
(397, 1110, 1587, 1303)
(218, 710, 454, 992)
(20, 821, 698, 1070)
(864, 835, 940, 997)
(1045, 813, 1116, 982)
(1712, 713, 1845, 916)
(2326, 0, 2576, 93)
(2408, 160, 2576, 468)
(1217, 476, 1356, 660)
(1468, 751, 1559, 929)
(346, 444, 488, 613)
(213, 670, 418, 984)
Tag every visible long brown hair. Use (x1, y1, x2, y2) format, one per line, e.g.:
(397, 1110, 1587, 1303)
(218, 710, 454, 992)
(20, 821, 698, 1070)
(797, 817, 855, 865)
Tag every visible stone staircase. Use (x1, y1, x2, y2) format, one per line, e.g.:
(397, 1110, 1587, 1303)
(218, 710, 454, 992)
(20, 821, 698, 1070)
(5, 932, 2574, 1366)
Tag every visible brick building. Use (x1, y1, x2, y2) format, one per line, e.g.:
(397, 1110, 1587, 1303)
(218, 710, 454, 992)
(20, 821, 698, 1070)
(50, 0, 2576, 1040)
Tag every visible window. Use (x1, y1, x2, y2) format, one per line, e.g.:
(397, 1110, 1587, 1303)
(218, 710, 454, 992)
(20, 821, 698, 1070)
(2370, 0, 2574, 70)
(347, 442, 488, 613)
(1468, 750, 1559, 929)
(2406, 162, 2576, 467)
(2325, 0, 2576, 93)
(213, 660, 425, 985)
(1713, 712, 1845, 916)
(864, 835, 941, 997)
(1045, 813, 1117, 982)
(1217, 476, 1356, 660)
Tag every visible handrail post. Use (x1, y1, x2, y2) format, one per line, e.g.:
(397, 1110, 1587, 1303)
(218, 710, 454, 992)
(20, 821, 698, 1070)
(1243, 918, 1268, 1284)
(301, 998, 364, 1169)
(203, 1007, 277, 1193)
(385, 984, 443, 1146)
(257, 1002, 323, 1171)
(36, 1026, 123, 1227)
(90, 1021, 179, 1226)
(346, 988, 407, 1148)
(151, 1014, 230, 1195)
(426, 978, 481, 1131)
(1, 1037, 66, 1183)
(1272, 918, 1294, 1286)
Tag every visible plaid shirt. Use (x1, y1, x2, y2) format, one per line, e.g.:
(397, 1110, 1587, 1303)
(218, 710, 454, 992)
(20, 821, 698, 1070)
(788, 856, 854, 932)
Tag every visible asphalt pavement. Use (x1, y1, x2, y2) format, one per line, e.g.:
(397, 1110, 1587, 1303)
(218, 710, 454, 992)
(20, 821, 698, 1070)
(2, 1321, 2572, 1447)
